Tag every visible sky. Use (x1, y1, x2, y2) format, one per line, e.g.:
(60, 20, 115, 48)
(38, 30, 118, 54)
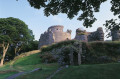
(0, 0, 118, 40)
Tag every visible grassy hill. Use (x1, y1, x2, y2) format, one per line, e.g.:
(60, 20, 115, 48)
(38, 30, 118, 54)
(0, 50, 59, 79)
(52, 63, 120, 79)
(1, 41, 120, 79)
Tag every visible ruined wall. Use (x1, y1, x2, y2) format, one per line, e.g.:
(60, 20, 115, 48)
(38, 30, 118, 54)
(38, 25, 71, 49)
(38, 31, 54, 49)
(74, 28, 88, 41)
(74, 27, 104, 42)
(88, 27, 104, 41)
(111, 29, 120, 41)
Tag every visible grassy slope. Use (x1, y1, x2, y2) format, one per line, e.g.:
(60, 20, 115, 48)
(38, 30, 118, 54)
(15, 62, 120, 79)
(16, 65, 58, 79)
(52, 63, 120, 79)
(0, 50, 59, 79)
(1, 41, 120, 79)
(0, 72, 17, 79)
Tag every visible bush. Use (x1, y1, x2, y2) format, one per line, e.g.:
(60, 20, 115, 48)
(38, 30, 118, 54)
(40, 40, 77, 52)
(40, 40, 120, 64)
(82, 41, 120, 64)
(40, 52, 57, 63)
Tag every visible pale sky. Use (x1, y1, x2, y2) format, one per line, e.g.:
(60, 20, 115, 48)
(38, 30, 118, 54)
(0, 0, 118, 40)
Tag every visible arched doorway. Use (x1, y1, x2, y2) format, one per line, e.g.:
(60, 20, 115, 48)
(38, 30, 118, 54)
(73, 52, 78, 65)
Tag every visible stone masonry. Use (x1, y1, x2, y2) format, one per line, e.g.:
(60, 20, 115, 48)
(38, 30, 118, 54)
(111, 29, 120, 41)
(74, 27, 104, 42)
(38, 26, 105, 49)
(38, 25, 71, 49)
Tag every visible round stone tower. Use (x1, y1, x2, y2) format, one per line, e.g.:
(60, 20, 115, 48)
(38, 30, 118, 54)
(48, 25, 64, 33)
(48, 25, 71, 43)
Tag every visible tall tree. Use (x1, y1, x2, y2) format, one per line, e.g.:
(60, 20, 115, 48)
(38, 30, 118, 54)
(0, 17, 34, 66)
(24, 0, 120, 30)
(27, 0, 107, 28)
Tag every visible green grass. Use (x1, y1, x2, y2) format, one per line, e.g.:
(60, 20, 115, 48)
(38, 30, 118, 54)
(52, 63, 120, 79)
(0, 72, 17, 79)
(0, 50, 59, 79)
(0, 50, 41, 71)
(16, 64, 58, 79)
(1, 46, 120, 79)
(13, 53, 41, 66)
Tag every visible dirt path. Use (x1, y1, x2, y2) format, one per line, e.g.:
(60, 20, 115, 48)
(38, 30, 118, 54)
(6, 68, 40, 79)
(6, 65, 67, 79)
(46, 65, 67, 79)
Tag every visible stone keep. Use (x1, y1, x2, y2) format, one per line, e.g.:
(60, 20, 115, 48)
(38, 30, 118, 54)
(75, 27, 104, 41)
(38, 25, 71, 49)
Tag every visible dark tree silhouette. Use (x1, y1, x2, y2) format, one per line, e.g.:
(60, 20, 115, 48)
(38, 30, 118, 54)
(26, 0, 120, 29)
(27, 0, 108, 28)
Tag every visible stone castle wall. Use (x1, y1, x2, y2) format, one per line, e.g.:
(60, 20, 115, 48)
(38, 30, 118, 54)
(38, 25, 71, 49)
(38, 26, 106, 49)
(75, 27, 104, 42)
(111, 29, 120, 41)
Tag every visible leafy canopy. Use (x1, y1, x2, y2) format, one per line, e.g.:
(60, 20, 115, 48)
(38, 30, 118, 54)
(25, 0, 120, 28)
(27, 0, 108, 28)
(0, 17, 34, 44)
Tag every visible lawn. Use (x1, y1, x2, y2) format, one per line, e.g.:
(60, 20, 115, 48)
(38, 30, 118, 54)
(52, 63, 120, 79)
(0, 51, 59, 79)
(16, 64, 58, 79)
(0, 72, 17, 79)
(13, 62, 120, 79)
(1, 50, 120, 79)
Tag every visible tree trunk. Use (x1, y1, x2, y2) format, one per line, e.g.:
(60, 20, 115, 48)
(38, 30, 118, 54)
(0, 42, 9, 66)
(14, 46, 22, 56)
(15, 48, 17, 56)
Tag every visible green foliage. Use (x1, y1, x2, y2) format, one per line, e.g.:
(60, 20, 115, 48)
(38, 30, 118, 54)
(41, 40, 78, 52)
(104, 19, 120, 38)
(40, 40, 120, 64)
(0, 17, 34, 43)
(27, 0, 108, 27)
(25, 0, 120, 32)
(82, 41, 120, 64)
(21, 40, 39, 53)
(40, 52, 57, 63)
(0, 17, 34, 62)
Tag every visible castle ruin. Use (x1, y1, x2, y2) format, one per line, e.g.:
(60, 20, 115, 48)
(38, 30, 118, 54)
(38, 25, 106, 49)
(74, 27, 104, 42)
(111, 29, 120, 41)
(38, 25, 71, 49)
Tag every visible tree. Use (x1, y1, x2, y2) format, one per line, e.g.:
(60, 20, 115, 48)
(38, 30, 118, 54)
(0, 17, 34, 66)
(25, 0, 120, 30)
(0, 36, 11, 66)
(21, 40, 39, 53)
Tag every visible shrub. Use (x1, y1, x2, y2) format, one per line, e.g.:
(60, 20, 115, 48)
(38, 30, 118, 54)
(40, 40, 120, 64)
(40, 40, 78, 52)
(40, 52, 57, 63)
(82, 41, 120, 64)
